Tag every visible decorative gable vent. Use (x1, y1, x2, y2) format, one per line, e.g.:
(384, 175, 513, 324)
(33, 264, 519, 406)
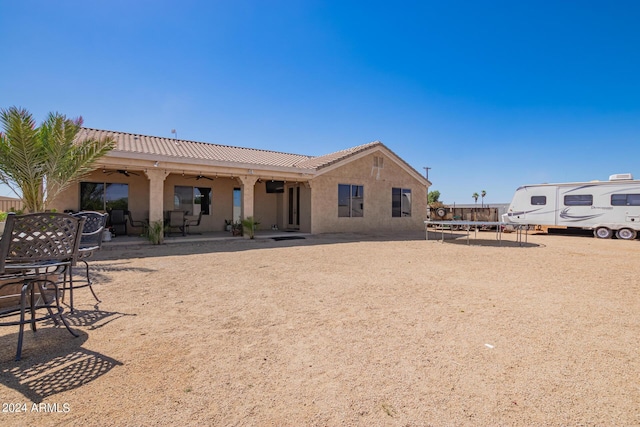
(371, 156, 384, 179)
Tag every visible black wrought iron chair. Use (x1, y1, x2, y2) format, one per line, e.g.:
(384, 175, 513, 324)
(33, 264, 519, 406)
(0, 212, 83, 360)
(65, 211, 109, 311)
(184, 210, 203, 235)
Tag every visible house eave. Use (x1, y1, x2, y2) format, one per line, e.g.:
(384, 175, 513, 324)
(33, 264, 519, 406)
(100, 151, 317, 178)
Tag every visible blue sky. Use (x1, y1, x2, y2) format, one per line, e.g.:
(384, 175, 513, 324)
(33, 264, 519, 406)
(1, 1, 639, 203)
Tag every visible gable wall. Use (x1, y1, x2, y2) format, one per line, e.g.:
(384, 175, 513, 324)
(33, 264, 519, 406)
(310, 151, 427, 234)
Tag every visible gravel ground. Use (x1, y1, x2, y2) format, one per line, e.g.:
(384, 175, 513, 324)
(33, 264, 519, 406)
(1, 230, 639, 426)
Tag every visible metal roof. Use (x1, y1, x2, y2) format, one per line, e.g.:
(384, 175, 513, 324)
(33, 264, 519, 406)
(79, 128, 384, 171)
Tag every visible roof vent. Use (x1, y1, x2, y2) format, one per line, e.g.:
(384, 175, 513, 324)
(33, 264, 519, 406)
(609, 173, 634, 181)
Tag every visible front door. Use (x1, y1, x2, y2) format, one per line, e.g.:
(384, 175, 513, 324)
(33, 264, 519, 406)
(288, 185, 300, 229)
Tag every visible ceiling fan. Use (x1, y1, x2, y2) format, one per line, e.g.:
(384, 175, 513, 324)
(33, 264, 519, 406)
(187, 174, 214, 181)
(103, 169, 140, 177)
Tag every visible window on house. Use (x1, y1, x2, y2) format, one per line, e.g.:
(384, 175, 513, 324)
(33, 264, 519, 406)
(338, 184, 364, 217)
(80, 182, 129, 211)
(174, 186, 212, 215)
(564, 194, 593, 206)
(611, 194, 640, 206)
(531, 196, 547, 205)
(233, 187, 241, 222)
(392, 188, 412, 217)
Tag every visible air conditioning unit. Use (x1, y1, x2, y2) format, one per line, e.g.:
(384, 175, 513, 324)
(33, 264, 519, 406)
(609, 173, 634, 181)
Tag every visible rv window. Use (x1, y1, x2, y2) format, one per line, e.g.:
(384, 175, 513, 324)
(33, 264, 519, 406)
(531, 196, 546, 205)
(611, 194, 640, 206)
(564, 194, 593, 206)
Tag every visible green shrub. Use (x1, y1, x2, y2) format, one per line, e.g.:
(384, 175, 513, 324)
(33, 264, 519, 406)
(146, 220, 166, 245)
(241, 216, 260, 239)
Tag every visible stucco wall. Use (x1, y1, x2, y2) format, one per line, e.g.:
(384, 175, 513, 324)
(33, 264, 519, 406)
(253, 181, 281, 231)
(299, 184, 311, 232)
(51, 184, 79, 213)
(279, 184, 311, 233)
(310, 151, 427, 234)
(165, 174, 217, 231)
(50, 171, 148, 217)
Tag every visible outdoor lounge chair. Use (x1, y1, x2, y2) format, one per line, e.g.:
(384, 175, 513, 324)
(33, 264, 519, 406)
(66, 211, 109, 311)
(184, 210, 203, 235)
(127, 210, 149, 236)
(0, 212, 83, 360)
(167, 210, 187, 236)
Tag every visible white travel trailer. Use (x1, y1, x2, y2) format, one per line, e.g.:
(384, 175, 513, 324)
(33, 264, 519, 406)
(503, 174, 640, 240)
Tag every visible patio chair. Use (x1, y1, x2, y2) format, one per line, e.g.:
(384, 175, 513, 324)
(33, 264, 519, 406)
(127, 210, 149, 236)
(167, 210, 187, 236)
(109, 209, 127, 236)
(184, 210, 203, 235)
(65, 211, 109, 311)
(0, 212, 83, 360)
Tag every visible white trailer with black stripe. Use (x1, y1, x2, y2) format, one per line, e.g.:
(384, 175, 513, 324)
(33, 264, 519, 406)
(502, 174, 640, 240)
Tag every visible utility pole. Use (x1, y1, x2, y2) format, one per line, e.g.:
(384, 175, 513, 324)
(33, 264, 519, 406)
(423, 166, 431, 181)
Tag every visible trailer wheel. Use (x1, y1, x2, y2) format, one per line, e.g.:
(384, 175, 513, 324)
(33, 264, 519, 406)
(615, 228, 637, 240)
(594, 227, 613, 239)
(435, 208, 446, 218)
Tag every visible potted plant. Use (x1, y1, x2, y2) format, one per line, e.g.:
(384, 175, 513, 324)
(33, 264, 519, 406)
(231, 221, 243, 236)
(224, 219, 233, 232)
(241, 216, 260, 239)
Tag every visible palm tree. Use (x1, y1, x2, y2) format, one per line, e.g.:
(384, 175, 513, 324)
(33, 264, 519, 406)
(481, 190, 486, 208)
(472, 192, 479, 221)
(0, 106, 115, 212)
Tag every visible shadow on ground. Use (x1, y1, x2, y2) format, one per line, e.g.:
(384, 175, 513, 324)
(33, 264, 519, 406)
(426, 229, 541, 248)
(60, 308, 137, 330)
(0, 329, 123, 403)
(94, 230, 440, 260)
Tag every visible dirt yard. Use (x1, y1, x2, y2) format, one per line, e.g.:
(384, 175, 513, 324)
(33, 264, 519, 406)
(1, 230, 639, 426)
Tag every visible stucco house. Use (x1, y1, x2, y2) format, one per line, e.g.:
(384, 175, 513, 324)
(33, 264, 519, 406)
(52, 129, 430, 235)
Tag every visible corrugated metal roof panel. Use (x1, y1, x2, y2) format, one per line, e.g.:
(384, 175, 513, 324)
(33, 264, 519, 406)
(80, 128, 314, 168)
(295, 141, 382, 169)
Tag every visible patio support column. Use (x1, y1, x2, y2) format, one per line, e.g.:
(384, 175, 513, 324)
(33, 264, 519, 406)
(145, 169, 169, 224)
(239, 175, 258, 219)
